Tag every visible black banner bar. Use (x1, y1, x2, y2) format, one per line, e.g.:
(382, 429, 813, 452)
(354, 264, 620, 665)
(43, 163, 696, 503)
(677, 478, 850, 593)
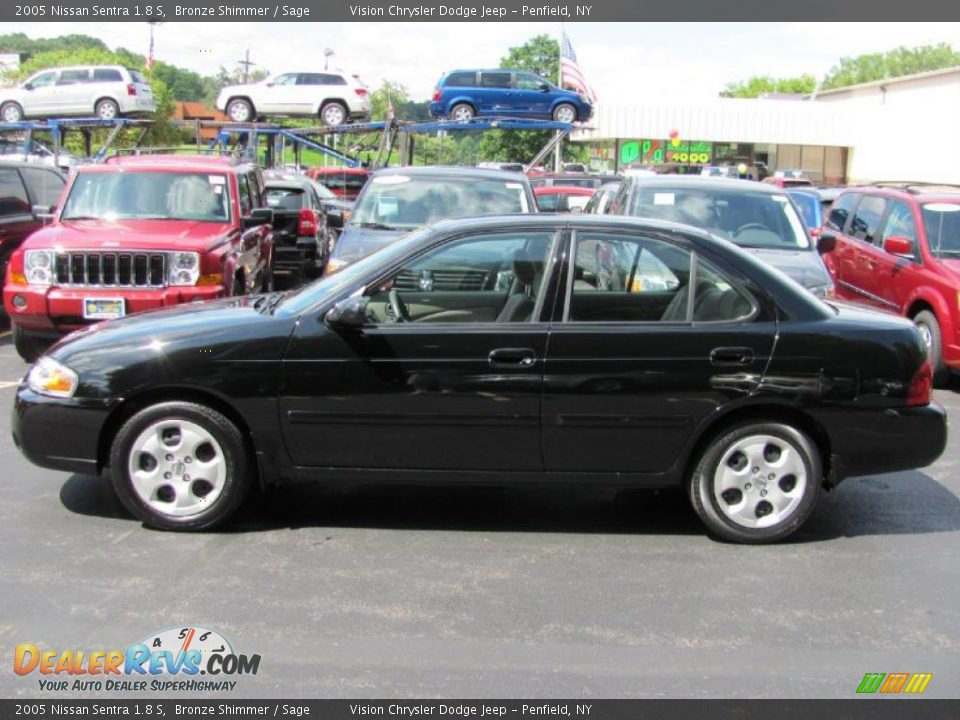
(2, 700, 960, 720)
(3, 0, 960, 22)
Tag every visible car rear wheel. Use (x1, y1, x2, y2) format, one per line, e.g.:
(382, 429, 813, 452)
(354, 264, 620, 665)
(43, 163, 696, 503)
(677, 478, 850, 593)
(913, 310, 948, 386)
(13, 325, 51, 363)
(1, 102, 24, 123)
(227, 98, 254, 123)
(320, 102, 348, 127)
(109, 402, 252, 531)
(95, 99, 120, 120)
(450, 103, 475, 122)
(552, 103, 577, 123)
(688, 421, 822, 543)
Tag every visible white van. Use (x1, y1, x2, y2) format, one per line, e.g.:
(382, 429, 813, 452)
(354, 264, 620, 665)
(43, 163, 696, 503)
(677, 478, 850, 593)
(0, 65, 156, 122)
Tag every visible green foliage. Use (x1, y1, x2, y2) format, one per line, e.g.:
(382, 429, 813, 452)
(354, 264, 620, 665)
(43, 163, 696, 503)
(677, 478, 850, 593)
(500, 33, 561, 84)
(822, 43, 960, 89)
(720, 75, 817, 98)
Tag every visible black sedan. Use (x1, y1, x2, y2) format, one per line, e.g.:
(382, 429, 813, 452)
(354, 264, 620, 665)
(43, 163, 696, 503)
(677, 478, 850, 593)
(12, 215, 947, 542)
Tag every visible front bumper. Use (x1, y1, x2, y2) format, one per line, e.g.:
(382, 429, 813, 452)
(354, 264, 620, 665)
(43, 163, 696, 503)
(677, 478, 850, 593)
(12, 387, 115, 476)
(4, 284, 225, 334)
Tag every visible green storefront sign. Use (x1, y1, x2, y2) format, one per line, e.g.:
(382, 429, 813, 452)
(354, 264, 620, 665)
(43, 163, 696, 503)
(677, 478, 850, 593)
(619, 139, 713, 166)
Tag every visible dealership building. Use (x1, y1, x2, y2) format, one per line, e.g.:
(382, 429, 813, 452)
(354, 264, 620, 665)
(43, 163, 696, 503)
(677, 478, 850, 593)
(573, 65, 960, 185)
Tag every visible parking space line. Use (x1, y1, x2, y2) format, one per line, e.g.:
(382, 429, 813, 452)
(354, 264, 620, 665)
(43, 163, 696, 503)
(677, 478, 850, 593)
(0, 381, 19, 390)
(0, 330, 10, 339)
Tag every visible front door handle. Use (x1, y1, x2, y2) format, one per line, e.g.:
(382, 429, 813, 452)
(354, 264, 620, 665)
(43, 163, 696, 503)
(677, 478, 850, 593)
(710, 347, 755, 367)
(488, 347, 537, 368)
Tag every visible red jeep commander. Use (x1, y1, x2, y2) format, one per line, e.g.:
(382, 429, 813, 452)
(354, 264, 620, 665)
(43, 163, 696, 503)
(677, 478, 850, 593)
(3, 155, 275, 361)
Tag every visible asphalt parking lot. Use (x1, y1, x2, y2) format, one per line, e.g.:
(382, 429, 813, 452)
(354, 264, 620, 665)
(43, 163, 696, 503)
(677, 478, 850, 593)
(0, 326, 958, 700)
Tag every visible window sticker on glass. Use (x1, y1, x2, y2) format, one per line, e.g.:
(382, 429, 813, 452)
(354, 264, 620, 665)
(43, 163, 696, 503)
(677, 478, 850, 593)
(653, 193, 675, 206)
(213, 185, 223, 194)
(373, 175, 410, 185)
(208, 175, 226, 185)
(378, 197, 399, 217)
(506, 182, 524, 190)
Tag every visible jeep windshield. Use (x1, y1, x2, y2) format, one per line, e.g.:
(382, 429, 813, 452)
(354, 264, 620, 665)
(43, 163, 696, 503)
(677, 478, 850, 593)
(922, 202, 960, 257)
(628, 186, 810, 249)
(60, 171, 231, 222)
(351, 174, 530, 230)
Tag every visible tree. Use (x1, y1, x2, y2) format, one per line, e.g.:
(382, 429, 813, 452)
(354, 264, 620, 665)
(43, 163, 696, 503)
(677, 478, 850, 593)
(720, 75, 817, 98)
(370, 79, 409, 121)
(500, 33, 561, 84)
(822, 43, 960, 89)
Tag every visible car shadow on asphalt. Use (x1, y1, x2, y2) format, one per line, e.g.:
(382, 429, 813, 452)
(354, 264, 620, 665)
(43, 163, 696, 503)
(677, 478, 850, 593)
(59, 470, 960, 542)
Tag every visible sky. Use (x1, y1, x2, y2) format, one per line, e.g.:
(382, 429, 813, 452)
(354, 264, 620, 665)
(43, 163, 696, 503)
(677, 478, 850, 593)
(6, 22, 960, 102)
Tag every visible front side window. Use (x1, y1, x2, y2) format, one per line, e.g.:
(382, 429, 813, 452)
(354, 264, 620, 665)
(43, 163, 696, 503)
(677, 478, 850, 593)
(827, 193, 860, 232)
(20, 166, 66, 208)
(364, 231, 556, 324)
(27, 71, 56, 89)
(237, 174, 252, 216)
(0, 168, 31, 216)
(270, 74, 298, 86)
(848, 195, 888, 243)
(60, 171, 231, 222)
(516, 73, 547, 91)
(880, 201, 918, 248)
(351, 174, 529, 230)
(568, 232, 752, 323)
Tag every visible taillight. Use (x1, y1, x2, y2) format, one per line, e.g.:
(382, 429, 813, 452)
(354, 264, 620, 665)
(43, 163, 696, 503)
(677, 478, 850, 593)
(432, 89, 441, 102)
(354, 88, 368, 96)
(298, 208, 318, 236)
(127, 83, 137, 96)
(906, 361, 933, 407)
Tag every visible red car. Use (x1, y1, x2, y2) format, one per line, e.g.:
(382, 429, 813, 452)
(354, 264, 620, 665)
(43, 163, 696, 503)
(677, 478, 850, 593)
(4, 155, 274, 361)
(820, 183, 960, 383)
(534, 186, 595, 213)
(306, 166, 369, 201)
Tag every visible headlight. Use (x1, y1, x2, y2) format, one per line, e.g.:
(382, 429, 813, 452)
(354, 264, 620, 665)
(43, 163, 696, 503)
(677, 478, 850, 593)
(24, 250, 54, 286)
(168, 252, 200, 286)
(27, 357, 79, 398)
(810, 283, 834, 300)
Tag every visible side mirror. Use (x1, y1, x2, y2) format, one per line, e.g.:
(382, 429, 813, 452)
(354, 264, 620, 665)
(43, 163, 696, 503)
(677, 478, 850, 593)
(242, 207, 274, 229)
(816, 232, 836, 254)
(539, 83, 551, 92)
(325, 207, 345, 229)
(32, 204, 55, 222)
(325, 296, 368, 328)
(883, 235, 914, 258)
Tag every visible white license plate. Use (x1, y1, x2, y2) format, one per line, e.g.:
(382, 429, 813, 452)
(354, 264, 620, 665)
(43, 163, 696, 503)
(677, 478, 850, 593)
(83, 297, 125, 320)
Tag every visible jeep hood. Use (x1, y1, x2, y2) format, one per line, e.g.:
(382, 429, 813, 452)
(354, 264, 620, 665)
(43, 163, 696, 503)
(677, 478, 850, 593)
(22, 219, 235, 253)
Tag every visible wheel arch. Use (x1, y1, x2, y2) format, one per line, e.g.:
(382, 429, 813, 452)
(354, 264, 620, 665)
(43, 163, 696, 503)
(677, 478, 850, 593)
(906, 290, 953, 340)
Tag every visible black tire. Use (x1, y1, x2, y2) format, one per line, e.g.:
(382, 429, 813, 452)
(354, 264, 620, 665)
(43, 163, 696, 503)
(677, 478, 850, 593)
(320, 101, 348, 127)
(688, 421, 822, 544)
(109, 402, 253, 531)
(552, 103, 578, 123)
(227, 98, 254, 123)
(231, 273, 246, 297)
(13, 325, 50, 363)
(95, 98, 120, 121)
(913, 310, 948, 386)
(1, 102, 24, 123)
(449, 103, 475, 122)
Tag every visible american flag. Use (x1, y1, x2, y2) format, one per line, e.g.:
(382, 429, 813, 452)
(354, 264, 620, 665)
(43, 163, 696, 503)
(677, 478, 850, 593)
(560, 32, 597, 102)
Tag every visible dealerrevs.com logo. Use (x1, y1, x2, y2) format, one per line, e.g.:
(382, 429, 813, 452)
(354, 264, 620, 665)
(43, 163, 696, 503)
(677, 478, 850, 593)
(14, 626, 261, 692)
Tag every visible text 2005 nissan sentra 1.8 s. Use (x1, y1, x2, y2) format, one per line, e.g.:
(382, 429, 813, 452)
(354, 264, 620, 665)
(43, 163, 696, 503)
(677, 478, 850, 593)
(12, 215, 947, 543)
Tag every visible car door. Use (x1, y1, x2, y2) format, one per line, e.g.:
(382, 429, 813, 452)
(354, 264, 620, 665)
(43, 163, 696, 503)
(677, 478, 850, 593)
(0, 167, 39, 281)
(822, 191, 861, 300)
(514, 72, 550, 116)
(258, 73, 300, 115)
(842, 194, 892, 310)
(55, 68, 91, 114)
(868, 199, 926, 312)
(297, 73, 340, 116)
(279, 226, 561, 472)
(476, 71, 514, 115)
(542, 227, 777, 477)
(21, 71, 59, 116)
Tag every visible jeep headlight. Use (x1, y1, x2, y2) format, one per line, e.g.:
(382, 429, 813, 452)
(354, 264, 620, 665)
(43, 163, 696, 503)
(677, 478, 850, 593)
(168, 252, 200, 286)
(27, 357, 79, 398)
(24, 250, 54, 286)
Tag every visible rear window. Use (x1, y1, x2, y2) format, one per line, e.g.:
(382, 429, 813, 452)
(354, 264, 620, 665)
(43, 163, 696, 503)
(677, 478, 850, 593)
(352, 174, 530, 229)
(93, 68, 123, 82)
(266, 187, 306, 210)
(444, 71, 477, 87)
(317, 173, 368, 190)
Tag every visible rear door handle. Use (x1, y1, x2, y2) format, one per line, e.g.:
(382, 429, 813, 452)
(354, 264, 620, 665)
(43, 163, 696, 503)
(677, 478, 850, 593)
(488, 348, 537, 368)
(710, 347, 755, 367)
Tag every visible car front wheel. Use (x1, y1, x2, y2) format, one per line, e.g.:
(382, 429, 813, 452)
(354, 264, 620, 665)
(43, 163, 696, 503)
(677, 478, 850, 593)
(688, 421, 822, 543)
(109, 402, 253, 531)
(1, 102, 24, 123)
(227, 98, 254, 123)
(552, 103, 577, 123)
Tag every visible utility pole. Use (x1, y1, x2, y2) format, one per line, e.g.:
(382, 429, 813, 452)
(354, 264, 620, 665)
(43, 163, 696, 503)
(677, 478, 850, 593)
(238, 50, 255, 84)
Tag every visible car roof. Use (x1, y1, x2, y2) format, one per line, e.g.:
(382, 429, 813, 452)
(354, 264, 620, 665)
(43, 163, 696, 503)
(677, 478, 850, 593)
(624, 175, 787, 195)
(534, 186, 596, 196)
(0, 158, 66, 174)
(372, 165, 528, 182)
(264, 179, 309, 190)
(836, 185, 960, 203)
(310, 167, 368, 175)
(95, 155, 248, 173)
(444, 68, 536, 74)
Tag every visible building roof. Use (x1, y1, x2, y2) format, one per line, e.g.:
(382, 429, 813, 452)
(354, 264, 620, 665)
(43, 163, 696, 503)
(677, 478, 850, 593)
(810, 65, 960, 98)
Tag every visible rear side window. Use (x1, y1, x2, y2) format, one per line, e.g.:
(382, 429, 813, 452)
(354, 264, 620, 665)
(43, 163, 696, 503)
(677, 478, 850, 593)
(58, 69, 89, 85)
(0, 168, 30, 216)
(299, 73, 347, 86)
(827, 193, 860, 232)
(127, 69, 147, 84)
(849, 195, 888, 243)
(93, 68, 123, 82)
(20, 167, 65, 208)
(444, 72, 477, 87)
(480, 72, 512, 88)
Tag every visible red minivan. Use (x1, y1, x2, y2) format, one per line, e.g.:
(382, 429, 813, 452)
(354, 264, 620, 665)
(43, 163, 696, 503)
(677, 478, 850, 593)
(820, 183, 960, 383)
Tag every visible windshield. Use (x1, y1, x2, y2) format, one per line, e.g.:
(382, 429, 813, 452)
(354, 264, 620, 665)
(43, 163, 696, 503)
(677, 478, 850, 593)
(628, 186, 810, 249)
(351, 174, 530, 230)
(61, 171, 231, 222)
(277, 226, 435, 316)
(265, 188, 305, 210)
(317, 173, 368, 190)
(788, 191, 821, 230)
(310, 180, 337, 199)
(922, 202, 960, 257)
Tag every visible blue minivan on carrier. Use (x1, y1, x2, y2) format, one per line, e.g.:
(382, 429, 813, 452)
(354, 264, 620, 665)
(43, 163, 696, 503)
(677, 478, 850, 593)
(429, 69, 593, 123)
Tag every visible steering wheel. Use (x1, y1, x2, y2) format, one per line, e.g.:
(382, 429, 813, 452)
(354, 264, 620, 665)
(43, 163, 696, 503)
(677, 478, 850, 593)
(388, 289, 411, 323)
(735, 222, 768, 236)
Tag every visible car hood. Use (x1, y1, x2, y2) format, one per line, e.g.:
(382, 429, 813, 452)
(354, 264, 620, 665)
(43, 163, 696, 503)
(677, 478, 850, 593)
(49, 295, 295, 380)
(24, 219, 235, 252)
(332, 224, 410, 264)
(740, 247, 832, 289)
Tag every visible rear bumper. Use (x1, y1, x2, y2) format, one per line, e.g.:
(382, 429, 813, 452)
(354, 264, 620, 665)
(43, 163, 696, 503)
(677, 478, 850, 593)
(4, 284, 225, 334)
(813, 403, 947, 484)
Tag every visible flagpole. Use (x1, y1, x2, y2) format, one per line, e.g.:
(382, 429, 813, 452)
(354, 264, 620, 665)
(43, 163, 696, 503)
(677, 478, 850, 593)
(554, 22, 564, 172)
